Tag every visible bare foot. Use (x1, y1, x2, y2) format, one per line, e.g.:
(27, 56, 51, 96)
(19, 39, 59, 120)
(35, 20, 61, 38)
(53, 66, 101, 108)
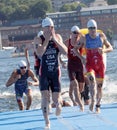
(89, 102, 95, 112)
(95, 104, 101, 114)
(79, 106, 84, 112)
(73, 102, 78, 106)
(55, 103, 61, 116)
(45, 123, 50, 130)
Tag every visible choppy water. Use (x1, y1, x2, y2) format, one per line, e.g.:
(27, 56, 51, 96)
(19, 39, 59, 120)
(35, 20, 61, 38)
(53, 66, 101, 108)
(0, 49, 117, 112)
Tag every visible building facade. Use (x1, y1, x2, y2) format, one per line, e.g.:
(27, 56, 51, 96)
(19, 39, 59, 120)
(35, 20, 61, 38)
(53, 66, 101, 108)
(47, 11, 81, 39)
(0, 4, 117, 48)
(0, 24, 41, 52)
(80, 5, 117, 36)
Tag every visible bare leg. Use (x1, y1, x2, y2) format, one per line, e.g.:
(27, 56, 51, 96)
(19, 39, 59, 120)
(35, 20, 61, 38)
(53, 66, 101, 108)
(17, 99, 24, 110)
(96, 82, 103, 113)
(26, 89, 32, 110)
(84, 76, 90, 105)
(69, 82, 78, 106)
(16, 94, 24, 110)
(79, 82, 84, 93)
(52, 92, 61, 116)
(84, 84, 90, 105)
(87, 74, 96, 112)
(72, 80, 84, 111)
(41, 90, 50, 128)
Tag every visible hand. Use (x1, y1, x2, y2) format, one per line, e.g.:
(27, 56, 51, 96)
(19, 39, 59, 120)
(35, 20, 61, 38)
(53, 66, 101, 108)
(51, 28, 56, 41)
(61, 62, 67, 69)
(28, 81, 33, 86)
(44, 29, 52, 41)
(34, 37, 40, 45)
(98, 47, 103, 54)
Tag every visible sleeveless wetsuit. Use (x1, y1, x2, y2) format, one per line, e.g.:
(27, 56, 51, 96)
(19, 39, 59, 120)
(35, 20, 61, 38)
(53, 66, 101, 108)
(39, 40, 61, 92)
(15, 69, 30, 100)
(67, 39, 84, 82)
(85, 33, 105, 80)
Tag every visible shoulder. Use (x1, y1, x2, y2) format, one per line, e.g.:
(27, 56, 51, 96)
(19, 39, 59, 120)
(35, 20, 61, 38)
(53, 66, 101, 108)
(64, 38, 70, 46)
(81, 34, 85, 39)
(56, 33, 63, 41)
(11, 69, 18, 77)
(34, 36, 43, 45)
(14, 69, 19, 73)
(99, 32, 106, 39)
(79, 34, 85, 45)
(28, 69, 34, 76)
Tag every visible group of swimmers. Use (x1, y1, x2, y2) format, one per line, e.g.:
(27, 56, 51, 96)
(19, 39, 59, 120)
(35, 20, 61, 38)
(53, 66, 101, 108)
(6, 17, 113, 129)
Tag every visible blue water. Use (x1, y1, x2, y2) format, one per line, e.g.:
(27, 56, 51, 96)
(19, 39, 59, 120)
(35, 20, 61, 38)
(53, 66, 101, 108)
(0, 49, 117, 112)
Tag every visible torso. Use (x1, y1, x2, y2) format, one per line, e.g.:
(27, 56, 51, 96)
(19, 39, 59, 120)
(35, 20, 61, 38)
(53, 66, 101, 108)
(68, 39, 83, 71)
(85, 33, 105, 73)
(40, 40, 60, 73)
(15, 69, 29, 91)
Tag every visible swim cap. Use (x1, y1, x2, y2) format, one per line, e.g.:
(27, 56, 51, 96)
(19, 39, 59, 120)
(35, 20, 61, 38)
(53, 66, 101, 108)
(71, 25, 80, 32)
(37, 31, 43, 37)
(42, 17, 54, 27)
(87, 19, 97, 28)
(19, 60, 27, 68)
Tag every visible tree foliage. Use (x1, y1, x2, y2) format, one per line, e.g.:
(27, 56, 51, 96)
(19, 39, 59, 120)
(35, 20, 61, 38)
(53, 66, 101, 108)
(0, 0, 52, 24)
(59, 2, 86, 12)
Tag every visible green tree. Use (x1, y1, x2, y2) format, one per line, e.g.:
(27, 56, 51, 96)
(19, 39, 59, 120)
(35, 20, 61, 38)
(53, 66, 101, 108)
(60, 2, 80, 12)
(10, 5, 30, 20)
(30, 0, 52, 18)
(0, 0, 52, 22)
(60, 4, 72, 12)
(59, 2, 87, 12)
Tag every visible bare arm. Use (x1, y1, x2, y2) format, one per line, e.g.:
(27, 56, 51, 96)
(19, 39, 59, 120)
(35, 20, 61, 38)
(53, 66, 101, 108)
(25, 43, 35, 69)
(59, 54, 67, 68)
(97, 33, 113, 55)
(34, 31, 50, 57)
(73, 35, 86, 64)
(6, 70, 20, 87)
(28, 69, 39, 86)
(25, 48, 30, 69)
(101, 33, 113, 53)
(52, 33, 67, 55)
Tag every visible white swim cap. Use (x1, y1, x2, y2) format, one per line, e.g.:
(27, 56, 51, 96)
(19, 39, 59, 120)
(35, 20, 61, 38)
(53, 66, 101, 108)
(71, 25, 80, 32)
(42, 17, 54, 27)
(87, 19, 97, 28)
(19, 60, 27, 68)
(37, 31, 43, 37)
